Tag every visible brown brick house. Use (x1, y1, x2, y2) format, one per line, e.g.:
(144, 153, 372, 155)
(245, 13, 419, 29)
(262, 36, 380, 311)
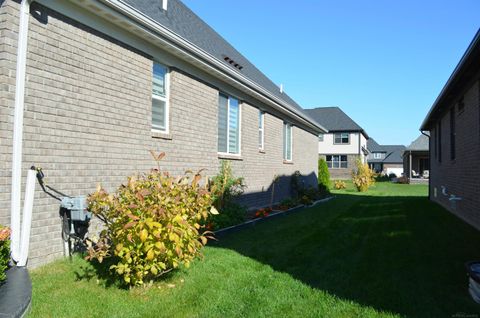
(0, 0, 326, 267)
(420, 29, 480, 230)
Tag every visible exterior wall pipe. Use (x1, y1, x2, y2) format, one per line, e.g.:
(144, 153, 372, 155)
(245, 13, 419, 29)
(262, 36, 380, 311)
(18, 168, 36, 267)
(11, 0, 31, 262)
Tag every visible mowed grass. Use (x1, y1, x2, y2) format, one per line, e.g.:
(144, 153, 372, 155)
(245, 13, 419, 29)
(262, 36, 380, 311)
(30, 182, 480, 317)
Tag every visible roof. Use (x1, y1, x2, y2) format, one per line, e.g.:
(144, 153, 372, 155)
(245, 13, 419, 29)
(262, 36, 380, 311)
(305, 107, 368, 138)
(121, 0, 325, 132)
(421, 29, 480, 130)
(406, 134, 429, 151)
(367, 139, 406, 164)
(367, 138, 384, 152)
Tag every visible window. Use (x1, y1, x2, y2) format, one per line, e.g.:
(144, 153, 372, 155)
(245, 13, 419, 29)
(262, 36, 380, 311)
(437, 121, 442, 163)
(318, 133, 324, 142)
(258, 110, 265, 150)
(334, 133, 349, 144)
(218, 94, 240, 154)
(450, 108, 456, 160)
(283, 123, 292, 161)
(373, 152, 382, 159)
(326, 155, 348, 168)
(152, 62, 169, 132)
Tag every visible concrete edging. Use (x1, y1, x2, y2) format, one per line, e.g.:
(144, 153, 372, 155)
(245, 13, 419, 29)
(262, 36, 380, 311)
(214, 196, 335, 238)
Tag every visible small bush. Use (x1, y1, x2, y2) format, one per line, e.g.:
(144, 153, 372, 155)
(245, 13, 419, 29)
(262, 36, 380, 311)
(299, 195, 313, 206)
(388, 173, 397, 179)
(334, 180, 347, 190)
(208, 161, 247, 229)
(351, 159, 376, 192)
(254, 207, 272, 218)
(318, 159, 330, 191)
(0, 225, 10, 283)
(279, 198, 298, 209)
(86, 152, 215, 287)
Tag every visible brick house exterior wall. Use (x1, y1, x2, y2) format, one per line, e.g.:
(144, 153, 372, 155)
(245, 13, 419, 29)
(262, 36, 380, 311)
(428, 77, 480, 230)
(0, 1, 320, 267)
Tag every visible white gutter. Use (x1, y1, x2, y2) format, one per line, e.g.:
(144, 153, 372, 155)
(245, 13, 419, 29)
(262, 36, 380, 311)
(96, 0, 327, 134)
(10, 0, 31, 263)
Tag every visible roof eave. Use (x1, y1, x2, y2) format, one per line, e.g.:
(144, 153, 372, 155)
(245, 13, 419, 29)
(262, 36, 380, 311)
(420, 29, 480, 131)
(91, 0, 327, 133)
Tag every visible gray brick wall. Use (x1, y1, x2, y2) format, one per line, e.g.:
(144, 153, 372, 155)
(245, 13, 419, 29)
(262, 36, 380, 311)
(320, 154, 359, 179)
(429, 76, 480, 230)
(0, 1, 319, 267)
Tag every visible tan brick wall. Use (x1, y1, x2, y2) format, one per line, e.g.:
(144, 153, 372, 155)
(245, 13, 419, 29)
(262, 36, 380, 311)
(429, 77, 480, 230)
(0, 2, 319, 267)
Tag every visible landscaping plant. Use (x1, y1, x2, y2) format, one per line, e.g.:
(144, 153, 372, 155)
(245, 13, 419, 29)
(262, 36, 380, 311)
(317, 158, 330, 193)
(86, 152, 215, 286)
(0, 225, 11, 283)
(208, 161, 247, 229)
(334, 180, 347, 190)
(351, 159, 376, 192)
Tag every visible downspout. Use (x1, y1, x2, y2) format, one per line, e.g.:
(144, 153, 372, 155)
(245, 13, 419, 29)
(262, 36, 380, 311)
(10, 0, 31, 263)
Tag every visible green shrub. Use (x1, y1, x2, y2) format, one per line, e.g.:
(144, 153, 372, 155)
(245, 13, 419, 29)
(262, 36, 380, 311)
(351, 159, 376, 192)
(86, 152, 215, 287)
(0, 225, 10, 283)
(207, 161, 246, 229)
(280, 198, 298, 209)
(318, 159, 330, 192)
(334, 180, 347, 190)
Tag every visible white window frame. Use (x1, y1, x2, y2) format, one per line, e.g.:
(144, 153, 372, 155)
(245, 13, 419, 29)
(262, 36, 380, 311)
(318, 133, 324, 142)
(259, 110, 265, 150)
(283, 122, 293, 161)
(326, 155, 348, 169)
(218, 94, 242, 156)
(151, 62, 170, 133)
(373, 152, 382, 159)
(334, 132, 349, 144)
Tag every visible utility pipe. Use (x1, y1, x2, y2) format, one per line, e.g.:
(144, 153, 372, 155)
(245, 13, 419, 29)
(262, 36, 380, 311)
(11, 0, 31, 262)
(18, 168, 36, 267)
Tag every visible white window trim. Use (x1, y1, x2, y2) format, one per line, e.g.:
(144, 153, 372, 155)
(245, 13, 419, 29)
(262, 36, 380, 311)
(326, 155, 348, 169)
(318, 133, 324, 142)
(259, 110, 265, 150)
(283, 122, 293, 161)
(218, 94, 242, 156)
(151, 63, 170, 134)
(373, 153, 382, 159)
(333, 132, 350, 144)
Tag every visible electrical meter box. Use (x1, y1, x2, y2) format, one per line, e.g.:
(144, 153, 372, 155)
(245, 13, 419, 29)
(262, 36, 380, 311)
(60, 196, 91, 222)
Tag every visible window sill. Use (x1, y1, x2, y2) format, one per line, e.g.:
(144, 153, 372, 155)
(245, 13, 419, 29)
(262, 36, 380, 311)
(283, 160, 294, 165)
(151, 130, 172, 140)
(218, 153, 243, 161)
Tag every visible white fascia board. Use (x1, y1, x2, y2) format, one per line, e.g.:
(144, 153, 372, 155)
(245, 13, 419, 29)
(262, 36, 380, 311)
(92, 0, 327, 134)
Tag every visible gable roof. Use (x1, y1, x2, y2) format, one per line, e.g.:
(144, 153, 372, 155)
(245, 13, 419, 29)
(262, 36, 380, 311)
(305, 107, 368, 138)
(406, 134, 429, 151)
(367, 138, 384, 152)
(367, 139, 405, 164)
(118, 0, 326, 132)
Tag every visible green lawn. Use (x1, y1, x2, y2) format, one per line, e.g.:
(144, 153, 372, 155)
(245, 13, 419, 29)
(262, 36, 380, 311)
(30, 182, 480, 317)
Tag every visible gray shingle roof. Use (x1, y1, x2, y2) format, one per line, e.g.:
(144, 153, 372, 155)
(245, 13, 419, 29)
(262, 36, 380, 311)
(304, 107, 368, 137)
(406, 134, 429, 151)
(368, 138, 405, 164)
(123, 0, 318, 126)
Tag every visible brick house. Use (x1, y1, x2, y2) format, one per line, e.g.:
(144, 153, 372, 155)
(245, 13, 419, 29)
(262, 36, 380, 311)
(367, 138, 405, 177)
(420, 29, 480, 230)
(0, 0, 327, 267)
(305, 107, 368, 179)
(402, 134, 430, 180)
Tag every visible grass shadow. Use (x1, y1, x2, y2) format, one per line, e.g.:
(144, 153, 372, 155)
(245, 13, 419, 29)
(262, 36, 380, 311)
(211, 188, 480, 318)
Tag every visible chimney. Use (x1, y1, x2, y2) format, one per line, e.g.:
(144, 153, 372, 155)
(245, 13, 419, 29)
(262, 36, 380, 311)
(162, 0, 168, 11)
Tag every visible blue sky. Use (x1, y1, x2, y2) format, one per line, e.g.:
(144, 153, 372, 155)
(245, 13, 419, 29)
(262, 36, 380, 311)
(182, 0, 480, 145)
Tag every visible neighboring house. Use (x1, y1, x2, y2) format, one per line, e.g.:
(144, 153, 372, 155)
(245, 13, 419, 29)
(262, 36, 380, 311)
(402, 134, 430, 179)
(305, 107, 369, 179)
(0, 0, 327, 267)
(420, 29, 480, 230)
(367, 139, 405, 177)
